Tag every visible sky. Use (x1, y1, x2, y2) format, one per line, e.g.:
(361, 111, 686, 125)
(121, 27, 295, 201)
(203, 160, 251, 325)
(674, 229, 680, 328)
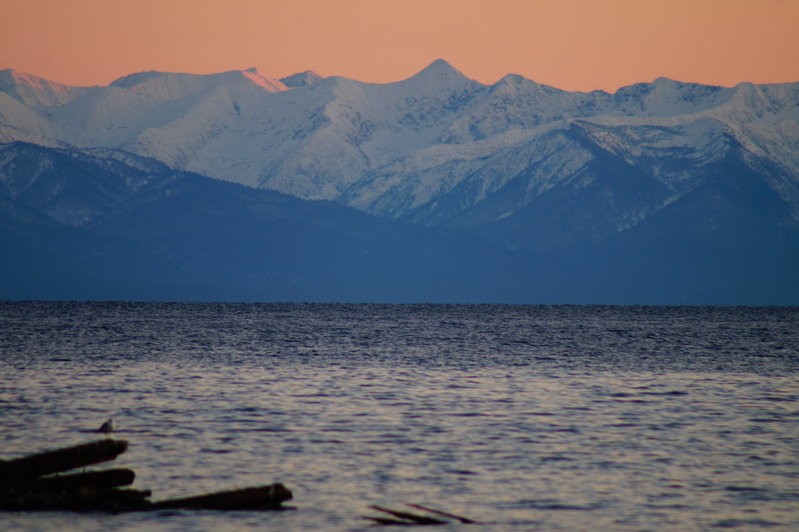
(2, 0, 798, 92)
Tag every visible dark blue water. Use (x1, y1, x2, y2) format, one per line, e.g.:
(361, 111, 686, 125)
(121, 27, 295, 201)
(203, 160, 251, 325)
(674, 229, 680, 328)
(1, 303, 797, 530)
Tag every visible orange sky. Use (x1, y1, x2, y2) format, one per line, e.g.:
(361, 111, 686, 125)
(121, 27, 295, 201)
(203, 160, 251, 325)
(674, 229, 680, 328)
(1, 0, 798, 92)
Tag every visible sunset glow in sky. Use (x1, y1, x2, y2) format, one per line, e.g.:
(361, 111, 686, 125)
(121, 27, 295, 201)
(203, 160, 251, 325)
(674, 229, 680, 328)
(2, 0, 798, 92)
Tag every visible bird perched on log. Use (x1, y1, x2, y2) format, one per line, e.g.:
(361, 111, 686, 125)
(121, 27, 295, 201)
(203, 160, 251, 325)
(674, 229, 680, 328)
(96, 418, 115, 434)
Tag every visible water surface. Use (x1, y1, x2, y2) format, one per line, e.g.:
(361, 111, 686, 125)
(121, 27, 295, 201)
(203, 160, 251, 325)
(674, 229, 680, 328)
(1, 303, 797, 530)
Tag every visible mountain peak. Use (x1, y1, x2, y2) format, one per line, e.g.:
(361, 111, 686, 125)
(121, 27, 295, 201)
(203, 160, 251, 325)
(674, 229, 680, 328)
(280, 70, 323, 88)
(110, 71, 164, 88)
(415, 59, 464, 79)
(109, 69, 287, 95)
(400, 59, 480, 94)
(0, 69, 50, 89)
(0, 69, 84, 106)
(652, 76, 677, 85)
(0, 68, 20, 93)
(0, 67, 19, 81)
(497, 73, 527, 83)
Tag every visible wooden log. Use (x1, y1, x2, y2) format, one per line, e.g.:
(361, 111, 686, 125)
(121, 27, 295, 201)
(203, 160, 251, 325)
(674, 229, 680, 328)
(0, 486, 152, 512)
(368, 505, 448, 525)
(363, 516, 417, 526)
(101, 488, 153, 510)
(0, 439, 294, 513)
(405, 503, 478, 524)
(6, 468, 136, 491)
(152, 483, 292, 510)
(0, 440, 128, 480)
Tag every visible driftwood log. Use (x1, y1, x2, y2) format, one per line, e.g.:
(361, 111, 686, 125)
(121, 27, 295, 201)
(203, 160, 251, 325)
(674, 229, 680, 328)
(0, 439, 291, 512)
(152, 483, 293, 510)
(3, 468, 136, 492)
(364, 503, 479, 526)
(0, 440, 128, 480)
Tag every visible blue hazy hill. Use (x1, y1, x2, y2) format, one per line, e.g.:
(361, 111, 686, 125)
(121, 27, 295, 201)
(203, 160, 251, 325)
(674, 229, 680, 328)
(1, 141, 797, 304)
(0, 143, 529, 302)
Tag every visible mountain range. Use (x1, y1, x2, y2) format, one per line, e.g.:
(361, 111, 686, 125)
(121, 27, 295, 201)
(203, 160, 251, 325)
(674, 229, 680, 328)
(1, 60, 798, 304)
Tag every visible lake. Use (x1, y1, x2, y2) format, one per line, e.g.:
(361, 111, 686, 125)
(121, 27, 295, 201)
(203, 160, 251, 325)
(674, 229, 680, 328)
(1, 303, 797, 530)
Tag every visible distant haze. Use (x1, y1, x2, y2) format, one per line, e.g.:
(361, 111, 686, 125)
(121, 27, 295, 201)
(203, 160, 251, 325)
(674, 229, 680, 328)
(1, 0, 798, 92)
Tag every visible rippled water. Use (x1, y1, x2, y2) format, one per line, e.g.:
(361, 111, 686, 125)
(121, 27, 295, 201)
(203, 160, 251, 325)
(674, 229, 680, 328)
(1, 303, 797, 531)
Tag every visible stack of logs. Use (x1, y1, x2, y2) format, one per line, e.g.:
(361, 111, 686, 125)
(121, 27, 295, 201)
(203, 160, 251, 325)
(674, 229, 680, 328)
(0, 439, 291, 512)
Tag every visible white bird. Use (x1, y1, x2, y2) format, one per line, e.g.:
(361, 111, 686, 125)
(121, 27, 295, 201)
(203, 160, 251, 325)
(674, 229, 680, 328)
(97, 418, 115, 434)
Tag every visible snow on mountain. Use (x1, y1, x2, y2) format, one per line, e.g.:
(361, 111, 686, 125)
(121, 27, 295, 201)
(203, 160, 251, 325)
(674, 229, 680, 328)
(0, 69, 88, 107)
(109, 68, 287, 100)
(185, 59, 486, 198)
(3, 62, 799, 304)
(1, 61, 797, 235)
(0, 142, 170, 226)
(0, 91, 65, 146)
(280, 70, 323, 88)
(242, 68, 289, 92)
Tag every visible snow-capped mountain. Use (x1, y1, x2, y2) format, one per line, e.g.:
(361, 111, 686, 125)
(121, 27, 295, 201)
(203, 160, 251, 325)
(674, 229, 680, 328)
(1, 61, 797, 230)
(1, 60, 798, 303)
